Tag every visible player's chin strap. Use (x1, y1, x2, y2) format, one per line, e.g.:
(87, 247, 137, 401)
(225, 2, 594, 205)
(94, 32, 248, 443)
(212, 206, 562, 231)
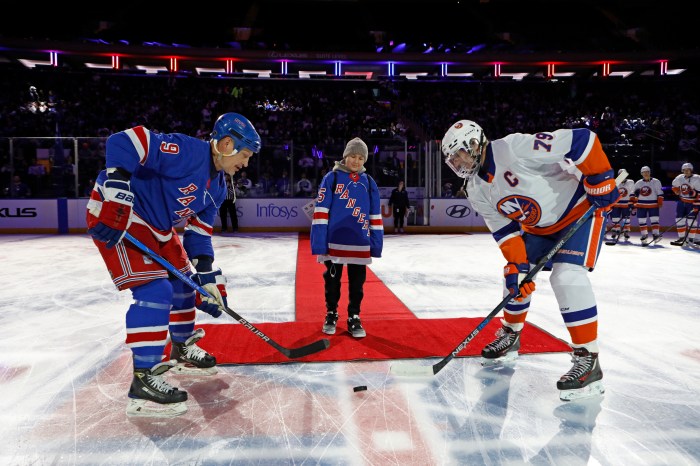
(211, 139, 238, 162)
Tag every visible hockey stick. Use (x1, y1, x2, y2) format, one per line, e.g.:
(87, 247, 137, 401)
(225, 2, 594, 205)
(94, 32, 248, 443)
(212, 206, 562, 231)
(123, 232, 330, 359)
(676, 210, 699, 246)
(390, 169, 629, 377)
(604, 211, 631, 245)
(639, 212, 692, 247)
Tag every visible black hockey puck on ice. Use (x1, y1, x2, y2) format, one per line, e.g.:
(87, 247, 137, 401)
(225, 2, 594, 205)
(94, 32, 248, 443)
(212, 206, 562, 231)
(353, 385, 367, 392)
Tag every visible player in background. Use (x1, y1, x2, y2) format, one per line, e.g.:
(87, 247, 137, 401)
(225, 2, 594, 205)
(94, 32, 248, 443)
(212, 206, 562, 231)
(670, 163, 700, 246)
(631, 166, 664, 245)
(311, 137, 383, 338)
(441, 120, 620, 401)
(86, 113, 261, 417)
(605, 169, 635, 242)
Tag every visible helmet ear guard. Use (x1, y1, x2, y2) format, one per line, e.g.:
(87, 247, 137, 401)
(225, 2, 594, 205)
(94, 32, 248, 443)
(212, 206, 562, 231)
(210, 113, 262, 155)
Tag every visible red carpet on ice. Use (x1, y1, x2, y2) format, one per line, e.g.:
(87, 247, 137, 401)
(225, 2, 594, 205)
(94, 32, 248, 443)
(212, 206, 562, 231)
(189, 234, 571, 365)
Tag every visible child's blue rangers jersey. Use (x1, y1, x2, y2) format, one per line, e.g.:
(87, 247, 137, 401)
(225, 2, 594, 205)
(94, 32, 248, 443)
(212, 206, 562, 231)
(310, 164, 383, 264)
(87, 126, 225, 259)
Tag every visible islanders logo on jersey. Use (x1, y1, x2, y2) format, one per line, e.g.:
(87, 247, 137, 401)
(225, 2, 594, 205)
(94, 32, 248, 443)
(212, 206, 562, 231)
(496, 195, 542, 226)
(639, 186, 652, 197)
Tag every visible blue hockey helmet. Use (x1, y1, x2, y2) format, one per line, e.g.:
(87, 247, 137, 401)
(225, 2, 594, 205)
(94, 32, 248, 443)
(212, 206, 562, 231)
(210, 113, 262, 154)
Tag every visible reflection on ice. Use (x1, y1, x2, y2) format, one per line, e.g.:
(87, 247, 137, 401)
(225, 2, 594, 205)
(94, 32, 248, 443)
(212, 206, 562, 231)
(0, 232, 699, 465)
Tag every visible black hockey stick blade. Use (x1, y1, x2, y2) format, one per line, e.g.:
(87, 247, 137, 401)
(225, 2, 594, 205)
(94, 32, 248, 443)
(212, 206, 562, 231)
(391, 170, 630, 377)
(390, 293, 511, 377)
(222, 306, 330, 359)
(604, 235, 619, 246)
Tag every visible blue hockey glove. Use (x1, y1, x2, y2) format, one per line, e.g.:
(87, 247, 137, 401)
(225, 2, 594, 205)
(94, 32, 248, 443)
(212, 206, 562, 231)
(192, 268, 227, 318)
(504, 262, 536, 302)
(584, 170, 620, 209)
(88, 178, 134, 249)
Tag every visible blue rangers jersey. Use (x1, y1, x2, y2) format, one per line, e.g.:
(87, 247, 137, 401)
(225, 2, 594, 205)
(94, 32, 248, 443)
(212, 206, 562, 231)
(310, 163, 383, 264)
(87, 126, 225, 259)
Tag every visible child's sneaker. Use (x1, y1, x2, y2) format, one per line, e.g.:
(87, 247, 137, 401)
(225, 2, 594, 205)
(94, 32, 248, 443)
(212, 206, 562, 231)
(347, 315, 366, 338)
(322, 310, 339, 335)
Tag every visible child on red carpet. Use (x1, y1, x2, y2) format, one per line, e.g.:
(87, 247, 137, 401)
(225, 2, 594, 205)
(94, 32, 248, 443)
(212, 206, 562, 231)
(310, 137, 383, 338)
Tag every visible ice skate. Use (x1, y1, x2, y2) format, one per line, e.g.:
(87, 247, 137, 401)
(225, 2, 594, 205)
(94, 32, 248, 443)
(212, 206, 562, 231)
(558, 348, 605, 402)
(170, 328, 218, 375)
(481, 323, 521, 366)
(126, 360, 188, 418)
(670, 238, 685, 246)
(347, 314, 366, 338)
(322, 310, 338, 335)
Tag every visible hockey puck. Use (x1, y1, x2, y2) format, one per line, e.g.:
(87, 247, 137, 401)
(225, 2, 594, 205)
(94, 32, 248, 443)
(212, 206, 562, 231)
(353, 385, 367, 392)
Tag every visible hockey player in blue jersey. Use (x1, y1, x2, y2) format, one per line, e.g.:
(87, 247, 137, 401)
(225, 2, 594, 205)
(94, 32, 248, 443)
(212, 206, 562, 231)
(86, 113, 261, 417)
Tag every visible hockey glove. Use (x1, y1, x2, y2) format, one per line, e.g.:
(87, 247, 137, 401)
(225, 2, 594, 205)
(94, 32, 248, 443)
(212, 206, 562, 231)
(583, 170, 620, 209)
(504, 262, 536, 302)
(88, 178, 134, 249)
(192, 268, 227, 318)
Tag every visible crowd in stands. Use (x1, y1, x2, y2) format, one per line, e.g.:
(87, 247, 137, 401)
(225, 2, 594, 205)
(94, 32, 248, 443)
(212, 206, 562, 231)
(1, 68, 698, 198)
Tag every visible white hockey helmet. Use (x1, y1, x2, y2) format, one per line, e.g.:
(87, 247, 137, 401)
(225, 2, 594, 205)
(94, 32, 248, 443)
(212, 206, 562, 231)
(682, 162, 693, 172)
(640, 166, 651, 175)
(441, 120, 487, 180)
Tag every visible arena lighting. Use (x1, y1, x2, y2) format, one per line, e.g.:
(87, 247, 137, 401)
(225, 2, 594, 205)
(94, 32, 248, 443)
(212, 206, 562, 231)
(135, 65, 168, 74)
(299, 71, 327, 79)
(400, 72, 428, 80)
(666, 68, 686, 75)
(500, 72, 529, 81)
(195, 67, 226, 75)
(610, 71, 634, 78)
(592, 70, 633, 78)
(344, 71, 373, 79)
(85, 62, 114, 69)
(241, 69, 272, 78)
(19, 58, 53, 68)
(18, 51, 57, 68)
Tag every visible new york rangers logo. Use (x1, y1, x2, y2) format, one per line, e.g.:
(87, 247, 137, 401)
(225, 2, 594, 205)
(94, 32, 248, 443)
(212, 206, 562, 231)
(497, 195, 542, 226)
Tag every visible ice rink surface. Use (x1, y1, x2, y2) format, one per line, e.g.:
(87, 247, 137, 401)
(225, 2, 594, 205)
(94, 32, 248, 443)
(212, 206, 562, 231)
(1, 231, 699, 465)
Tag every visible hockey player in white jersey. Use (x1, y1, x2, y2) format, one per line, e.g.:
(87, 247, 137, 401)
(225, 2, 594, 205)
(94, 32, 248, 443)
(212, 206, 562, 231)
(442, 120, 620, 401)
(631, 166, 664, 245)
(670, 163, 700, 246)
(605, 169, 635, 244)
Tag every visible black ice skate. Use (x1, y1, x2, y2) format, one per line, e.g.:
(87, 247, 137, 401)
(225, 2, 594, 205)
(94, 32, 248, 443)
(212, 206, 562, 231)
(670, 237, 685, 246)
(347, 314, 366, 338)
(126, 360, 188, 418)
(557, 347, 605, 401)
(322, 310, 339, 335)
(170, 328, 218, 375)
(481, 323, 521, 366)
